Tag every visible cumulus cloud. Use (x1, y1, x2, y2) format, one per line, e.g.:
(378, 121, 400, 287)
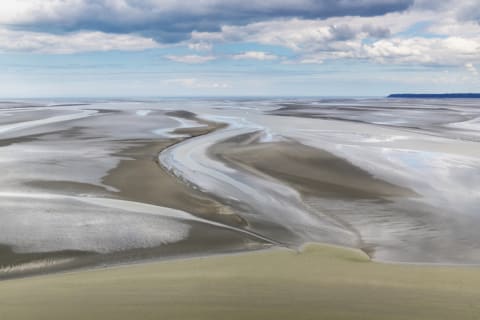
(1, 0, 478, 69)
(165, 78, 230, 89)
(190, 4, 480, 67)
(165, 55, 216, 64)
(362, 37, 480, 64)
(296, 35, 480, 66)
(465, 63, 478, 75)
(232, 51, 278, 60)
(0, 0, 413, 42)
(0, 29, 158, 54)
(188, 42, 213, 51)
(191, 13, 418, 52)
(454, 0, 480, 22)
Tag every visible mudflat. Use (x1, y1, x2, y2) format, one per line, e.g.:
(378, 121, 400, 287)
(2, 99, 480, 320)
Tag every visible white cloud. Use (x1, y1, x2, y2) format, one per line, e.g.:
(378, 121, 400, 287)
(191, 12, 426, 51)
(191, 6, 480, 67)
(465, 63, 478, 75)
(165, 55, 216, 64)
(298, 56, 325, 64)
(164, 78, 230, 89)
(232, 51, 278, 60)
(293, 36, 480, 65)
(188, 42, 212, 51)
(362, 37, 480, 65)
(0, 28, 159, 54)
(1, 0, 479, 68)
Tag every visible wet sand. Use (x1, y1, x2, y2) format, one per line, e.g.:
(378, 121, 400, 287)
(98, 113, 245, 226)
(0, 111, 258, 278)
(207, 131, 480, 263)
(208, 133, 418, 257)
(103, 139, 244, 226)
(211, 132, 415, 199)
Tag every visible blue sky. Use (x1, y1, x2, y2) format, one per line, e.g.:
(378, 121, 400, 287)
(0, 0, 479, 98)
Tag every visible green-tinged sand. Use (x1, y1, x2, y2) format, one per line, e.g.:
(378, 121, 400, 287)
(1, 244, 479, 320)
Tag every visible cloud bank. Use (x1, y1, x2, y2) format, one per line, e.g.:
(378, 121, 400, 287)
(233, 51, 278, 61)
(0, 0, 413, 42)
(0, 29, 158, 54)
(165, 55, 216, 64)
(0, 0, 479, 71)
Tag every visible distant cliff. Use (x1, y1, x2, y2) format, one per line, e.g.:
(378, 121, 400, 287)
(388, 93, 480, 99)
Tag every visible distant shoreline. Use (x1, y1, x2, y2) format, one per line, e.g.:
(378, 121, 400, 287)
(388, 93, 480, 99)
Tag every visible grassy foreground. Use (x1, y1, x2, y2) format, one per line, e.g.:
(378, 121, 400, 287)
(1, 244, 479, 320)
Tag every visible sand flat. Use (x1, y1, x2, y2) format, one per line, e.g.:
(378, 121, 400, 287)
(0, 244, 479, 320)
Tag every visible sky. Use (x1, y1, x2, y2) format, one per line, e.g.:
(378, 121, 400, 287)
(0, 0, 479, 98)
